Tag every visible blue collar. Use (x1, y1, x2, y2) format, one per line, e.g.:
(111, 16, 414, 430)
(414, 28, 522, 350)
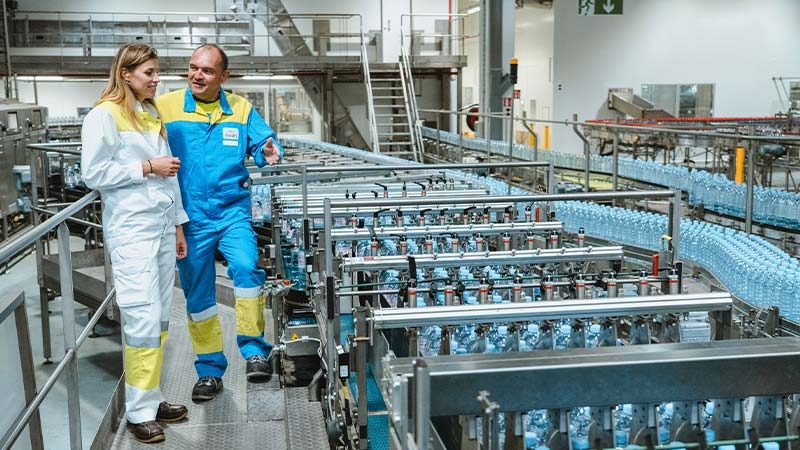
(182, 87, 233, 115)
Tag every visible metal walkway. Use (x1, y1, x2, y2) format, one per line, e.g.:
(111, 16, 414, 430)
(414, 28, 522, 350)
(104, 288, 328, 450)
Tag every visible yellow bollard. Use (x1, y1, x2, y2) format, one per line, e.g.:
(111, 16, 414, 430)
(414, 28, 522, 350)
(544, 126, 550, 149)
(735, 147, 745, 184)
(528, 124, 535, 147)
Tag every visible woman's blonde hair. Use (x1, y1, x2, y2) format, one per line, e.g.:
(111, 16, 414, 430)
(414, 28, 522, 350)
(97, 43, 165, 137)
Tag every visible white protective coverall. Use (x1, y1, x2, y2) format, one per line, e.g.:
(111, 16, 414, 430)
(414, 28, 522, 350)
(81, 100, 189, 424)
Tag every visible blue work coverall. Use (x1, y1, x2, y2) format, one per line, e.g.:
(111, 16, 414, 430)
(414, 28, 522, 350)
(157, 88, 284, 379)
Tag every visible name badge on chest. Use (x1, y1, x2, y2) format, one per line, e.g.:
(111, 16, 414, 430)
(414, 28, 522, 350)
(223, 127, 239, 146)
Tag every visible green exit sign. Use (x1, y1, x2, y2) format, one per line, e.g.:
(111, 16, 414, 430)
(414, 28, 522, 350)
(579, 0, 623, 15)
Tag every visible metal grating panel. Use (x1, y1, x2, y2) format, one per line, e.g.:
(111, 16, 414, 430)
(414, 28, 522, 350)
(109, 421, 287, 450)
(285, 387, 329, 450)
(247, 389, 286, 421)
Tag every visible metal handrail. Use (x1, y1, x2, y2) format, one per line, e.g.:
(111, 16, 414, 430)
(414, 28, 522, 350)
(0, 191, 98, 265)
(12, 11, 365, 57)
(416, 107, 800, 144)
(360, 30, 379, 152)
(399, 34, 424, 162)
(0, 190, 114, 450)
(400, 33, 425, 162)
(400, 13, 467, 58)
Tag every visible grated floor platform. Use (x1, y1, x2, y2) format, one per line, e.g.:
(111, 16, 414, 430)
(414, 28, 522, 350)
(107, 288, 328, 450)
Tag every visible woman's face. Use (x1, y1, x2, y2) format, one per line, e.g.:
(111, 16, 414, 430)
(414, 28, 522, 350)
(124, 58, 160, 101)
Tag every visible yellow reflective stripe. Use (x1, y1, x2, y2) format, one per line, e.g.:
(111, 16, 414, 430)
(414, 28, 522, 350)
(98, 101, 162, 134)
(161, 331, 168, 346)
(157, 89, 252, 125)
(188, 314, 223, 355)
(124, 345, 162, 391)
(235, 296, 264, 337)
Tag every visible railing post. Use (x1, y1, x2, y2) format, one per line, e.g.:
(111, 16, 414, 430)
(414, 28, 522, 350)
(14, 292, 45, 450)
(57, 223, 82, 450)
(29, 146, 52, 363)
(413, 358, 430, 450)
(744, 128, 755, 234)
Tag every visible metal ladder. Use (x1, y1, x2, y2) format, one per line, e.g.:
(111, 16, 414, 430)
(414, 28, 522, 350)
(370, 65, 418, 160)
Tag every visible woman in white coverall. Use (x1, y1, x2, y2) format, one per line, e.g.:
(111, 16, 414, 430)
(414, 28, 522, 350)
(81, 43, 190, 444)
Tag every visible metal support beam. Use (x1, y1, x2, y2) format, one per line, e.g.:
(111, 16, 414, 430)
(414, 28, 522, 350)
(385, 337, 800, 416)
(369, 292, 731, 330)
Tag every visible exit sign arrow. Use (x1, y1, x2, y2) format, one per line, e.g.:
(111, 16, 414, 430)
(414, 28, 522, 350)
(578, 0, 623, 15)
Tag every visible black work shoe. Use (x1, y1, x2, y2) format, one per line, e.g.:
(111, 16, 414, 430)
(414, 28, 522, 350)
(191, 376, 223, 402)
(156, 401, 188, 423)
(126, 420, 165, 443)
(246, 354, 273, 382)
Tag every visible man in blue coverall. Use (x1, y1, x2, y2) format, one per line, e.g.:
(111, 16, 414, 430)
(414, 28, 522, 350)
(157, 44, 283, 401)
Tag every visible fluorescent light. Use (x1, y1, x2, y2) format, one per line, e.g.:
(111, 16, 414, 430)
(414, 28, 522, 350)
(17, 75, 64, 81)
(467, 6, 480, 14)
(159, 75, 182, 81)
(242, 75, 295, 81)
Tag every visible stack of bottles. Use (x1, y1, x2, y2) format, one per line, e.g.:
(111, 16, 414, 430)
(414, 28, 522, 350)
(279, 217, 307, 291)
(555, 201, 800, 321)
(251, 184, 271, 224)
(62, 162, 82, 189)
(419, 127, 800, 229)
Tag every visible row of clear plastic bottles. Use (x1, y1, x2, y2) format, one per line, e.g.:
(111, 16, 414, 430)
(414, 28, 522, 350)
(63, 162, 82, 188)
(421, 127, 800, 229)
(555, 201, 800, 321)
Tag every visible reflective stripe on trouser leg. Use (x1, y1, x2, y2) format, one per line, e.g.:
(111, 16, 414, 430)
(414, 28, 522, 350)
(187, 306, 227, 378)
(234, 287, 271, 359)
(111, 236, 173, 424)
(117, 298, 167, 423)
(217, 221, 272, 359)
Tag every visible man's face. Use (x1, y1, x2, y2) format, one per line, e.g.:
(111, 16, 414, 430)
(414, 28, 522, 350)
(187, 48, 229, 102)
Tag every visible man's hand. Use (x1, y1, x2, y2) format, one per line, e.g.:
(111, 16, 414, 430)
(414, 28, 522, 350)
(176, 225, 188, 260)
(263, 137, 280, 166)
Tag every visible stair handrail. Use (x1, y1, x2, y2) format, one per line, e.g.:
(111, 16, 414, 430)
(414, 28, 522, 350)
(360, 30, 379, 153)
(0, 188, 118, 450)
(399, 32, 424, 162)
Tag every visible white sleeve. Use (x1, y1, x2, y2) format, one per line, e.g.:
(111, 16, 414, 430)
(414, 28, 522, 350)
(164, 138, 190, 225)
(80, 107, 144, 191)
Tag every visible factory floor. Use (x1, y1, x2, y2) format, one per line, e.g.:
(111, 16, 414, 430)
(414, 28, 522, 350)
(3, 236, 329, 450)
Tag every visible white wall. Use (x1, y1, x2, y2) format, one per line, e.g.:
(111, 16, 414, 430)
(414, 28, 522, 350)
(16, 81, 106, 117)
(552, 0, 800, 152)
(513, 6, 554, 123)
(461, 5, 554, 131)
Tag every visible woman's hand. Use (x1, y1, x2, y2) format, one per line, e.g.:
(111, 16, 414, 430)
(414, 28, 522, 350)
(176, 224, 188, 260)
(145, 156, 181, 177)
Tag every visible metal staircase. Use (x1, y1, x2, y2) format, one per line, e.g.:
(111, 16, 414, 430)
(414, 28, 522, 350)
(251, 0, 369, 150)
(370, 66, 418, 160)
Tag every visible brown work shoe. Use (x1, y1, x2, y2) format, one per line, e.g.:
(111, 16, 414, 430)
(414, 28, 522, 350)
(156, 401, 188, 423)
(126, 420, 165, 443)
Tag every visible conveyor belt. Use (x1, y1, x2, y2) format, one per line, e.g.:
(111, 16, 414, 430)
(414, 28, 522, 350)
(340, 314, 390, 448)
(106, 288, 328, 450)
